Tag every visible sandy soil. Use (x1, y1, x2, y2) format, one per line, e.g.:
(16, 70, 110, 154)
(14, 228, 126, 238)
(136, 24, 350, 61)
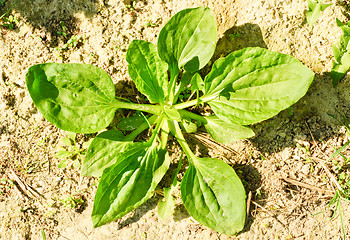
(1, 0, 350, 239)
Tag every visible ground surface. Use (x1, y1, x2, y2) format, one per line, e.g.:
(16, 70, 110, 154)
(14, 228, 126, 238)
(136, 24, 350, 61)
(1, 0, 350, 239)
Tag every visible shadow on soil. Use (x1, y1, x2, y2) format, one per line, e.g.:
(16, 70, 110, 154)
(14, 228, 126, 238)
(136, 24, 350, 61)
(0, 0, 101, 46)
(117, 195, 162, 230)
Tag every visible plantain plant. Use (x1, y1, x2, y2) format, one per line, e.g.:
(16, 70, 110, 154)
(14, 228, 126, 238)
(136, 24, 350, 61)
(26, 7, 314, 235)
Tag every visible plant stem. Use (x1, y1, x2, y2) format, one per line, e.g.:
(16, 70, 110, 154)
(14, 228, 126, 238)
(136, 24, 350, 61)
(173, 94, 217, 110)
(160, 120, 169, 150)
(179, 109, 207, 123)
(149, 115, 166, 144)
(168, 120, 196, 161)
(125, 115, 158, 141)
(113, 100, 162, 115)
(168, 66, 180, 104)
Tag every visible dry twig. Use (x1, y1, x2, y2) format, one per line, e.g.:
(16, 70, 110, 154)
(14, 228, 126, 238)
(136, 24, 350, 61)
(282, 177, 334, 195)
(8, 168, 46, 201)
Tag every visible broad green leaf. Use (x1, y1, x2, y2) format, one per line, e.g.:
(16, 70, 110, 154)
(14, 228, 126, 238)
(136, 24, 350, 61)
(158, 187, 175, 220)
(26, 63, 118, 133)
(204, 47, 314, 125)
(118, 114, 146, 131)
(92, 141, 170, 227)
(81, 130, 133, 177)
(180, 119, 197, 133)
(306, 0, 331, 27)
(181, 157, 246, 235)
(331, 19, 350, 86)
(163, 107, 181, 121)
(157, 7, 217, 72)
(204, 115, 255, 143)
(126, 40, 168, 104)
(190, 72, 204, 93)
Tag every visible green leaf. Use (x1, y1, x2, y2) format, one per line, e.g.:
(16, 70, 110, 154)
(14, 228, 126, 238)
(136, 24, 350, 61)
(306, 0, 332, 27)
(190, 72, 204, 93)
(204, 47, 314, 125)
(181, 157, 246, 235)
(73, 160, 80, 169)
(118, 114, 146, 131)
(67, 132, 77, 143)
(56, 150, 72, 159)
(62, 136, 73, 146)
(179, 119, 197, 133)
(158, 187, 175, 220)
(204, 115, 255, 143)
(306, 0, 321, 27)
(26, 63, 118, 134)
(57, 159, 68, 168)
(331, 19, 350, 86)
(82, 138, 93, 149)
(92, 141, 170, 227)
(126, 40, 168, 104)
(320, 1, 332, 11)
(174, 71, 195, 100)
(331, 55, 350, 86)
(81, 130, 133, 177)
(163, 107, 181, 121)
(333, 43, 342, 63)
(157, 7, 217, 72)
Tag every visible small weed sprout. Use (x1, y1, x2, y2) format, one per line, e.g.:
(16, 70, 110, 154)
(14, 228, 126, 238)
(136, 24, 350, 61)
(56, 132, 92, 169)
(331, 19, 350, 86)
(59, 194, 85, 210)
(1, 14, 18, 30)
(306, 0, 332, 27)
(56, 21, 86, 54)
(57, 21, 67, 37)
(124, 4, 135, 11)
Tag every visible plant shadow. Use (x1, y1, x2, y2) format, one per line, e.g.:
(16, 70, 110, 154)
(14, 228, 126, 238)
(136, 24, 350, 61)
(0, 0, 101, 46)
(215, 23, 268, 57)
(117, 194, 162, 230)
(202, 22, 268, 76)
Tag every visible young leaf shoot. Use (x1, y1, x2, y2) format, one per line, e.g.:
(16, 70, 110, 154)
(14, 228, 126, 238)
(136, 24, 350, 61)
(331, 19, 350, 86)
(306, 0, 332, 28)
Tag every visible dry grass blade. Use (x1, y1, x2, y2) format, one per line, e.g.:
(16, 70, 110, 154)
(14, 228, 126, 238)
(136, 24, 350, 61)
(189, 132, 237, 154)
(305, 122, 344, 192)
(251, 200, 287, 228)
(8, 168, 46, 201)
(282, 177, 334, 195)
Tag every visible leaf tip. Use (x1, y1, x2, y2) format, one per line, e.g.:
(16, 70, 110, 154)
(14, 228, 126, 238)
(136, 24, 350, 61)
(91, 213, 103, 228)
